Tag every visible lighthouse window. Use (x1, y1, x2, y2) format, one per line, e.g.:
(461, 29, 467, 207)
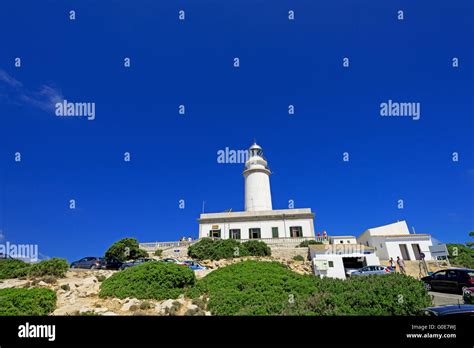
(249, 228, 261, 239)
(272, 227, 279, 238)
(289, 226, 303, 238)
(229, 229, 241, 240)
(210, 230, 221, 238)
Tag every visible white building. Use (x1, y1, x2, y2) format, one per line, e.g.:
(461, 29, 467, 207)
(198, 143, 315, 242)
(357, 220, 434, 261)
(310, 240, 380, 279)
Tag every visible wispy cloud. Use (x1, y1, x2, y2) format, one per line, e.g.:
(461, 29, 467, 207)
(0, 69, 63, 113)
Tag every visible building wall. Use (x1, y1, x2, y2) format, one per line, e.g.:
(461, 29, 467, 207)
(360, 235, 434, 261)
(199, 217, 314, 240)
(244, 170, 273, 211)
(310, 252, 380, 279)
(330, 237, 357, 244)
(366, 220, 410, 236)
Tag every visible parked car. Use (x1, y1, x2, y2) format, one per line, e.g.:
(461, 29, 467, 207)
(349, 265, 393, 277)
(71, 257, 106, 269)
(103, 258, 123, 270)
(463, 286, 474, 304)
(161, 258, 186, 265)
(421, 268, 474, 294)
(119, 258, 155, 270)
(421, 304, 474, 317)
(182, 260, 208, 270)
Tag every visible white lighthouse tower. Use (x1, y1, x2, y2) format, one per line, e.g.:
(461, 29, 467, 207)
(243, 143, 273, 211)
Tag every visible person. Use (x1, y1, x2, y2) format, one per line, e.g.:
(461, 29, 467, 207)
(317, 232, 321, 239)
(397, 256, 406, 274)
(388, 257, 396, 272)
(322, 230, 327, 240)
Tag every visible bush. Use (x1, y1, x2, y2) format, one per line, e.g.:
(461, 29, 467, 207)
(187, 238, 271, 260)
(0, 288, 57, 315)
(447, 244, 474, 269)
(28, 258, 69, 278)
(99, 262, 195, 300)
(193, 260, 431, 316)
(293, 255, 305, 261)
(0, 259, 31, 279)
(0, 258, 69, 280)
(104, 238, 149, 262)
(154, 249, 163, 257)
(298, 240, 322, 247)
(242, 240, 271, 257)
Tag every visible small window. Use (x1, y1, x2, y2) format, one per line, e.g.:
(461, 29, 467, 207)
(272, 227, 279, 238)
(210, 230, 221, 238)
(289, 226, 303, 238)
(229, 229, 241, 240)
(380, 244, 383, 248)
(249, 228, 261, 239)
(340, 240, 344, 244)
(328, 261, 334, 268)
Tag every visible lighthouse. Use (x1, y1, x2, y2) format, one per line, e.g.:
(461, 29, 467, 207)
(243, 143, 273, 211)
(197, 141, 315, 242)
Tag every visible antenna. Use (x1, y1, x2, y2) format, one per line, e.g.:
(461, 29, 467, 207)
(201, 201, 206, 213)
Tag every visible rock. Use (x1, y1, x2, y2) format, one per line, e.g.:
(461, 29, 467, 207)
(121, 298, 141, 311)
(37, 281, 49, 287)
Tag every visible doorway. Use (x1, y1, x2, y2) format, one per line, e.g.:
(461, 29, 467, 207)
(399, 244, 411, 260)
(412, 244, 422, 260)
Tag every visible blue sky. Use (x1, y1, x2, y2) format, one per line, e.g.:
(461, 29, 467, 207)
(0, 1, 473, 261)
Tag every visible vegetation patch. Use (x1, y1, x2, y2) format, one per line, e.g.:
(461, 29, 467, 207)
(0, 258, 69, 280)
(188, 238, 270, 260)
(298, 240, 322, 247)
(447, 244, 474, 269)
(104, 237, 149, 262)
(99, 262, 195, 300)
(192, 260, 431, 316)
(0, 288, 57, 315)
(28, 258, 69, 278)
(0, 259, 30, 279)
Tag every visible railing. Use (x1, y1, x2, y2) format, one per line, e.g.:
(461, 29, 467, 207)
(139, 240, 197, 251)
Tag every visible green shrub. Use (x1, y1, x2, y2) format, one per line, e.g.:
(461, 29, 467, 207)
(0, 259, 31, 279)
(28, 258, 69, 278)
(187, 238, 271, 260)
(241, 240, 271, 257)
(104, 238, 149, 262)
(154, 249, 163, 257)
(293, 255, 305, 261)
(298, 240, 322, 247)
(0, 288, 57, 315)
(447, 244, 474, 269)
(193, 260, 431, 316)
(96, 275, 106, 282)
(0, 258, 69, 280)
(99, 262, 195, 300)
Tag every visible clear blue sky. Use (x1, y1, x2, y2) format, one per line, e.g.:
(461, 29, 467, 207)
(0, 1, 473, 261)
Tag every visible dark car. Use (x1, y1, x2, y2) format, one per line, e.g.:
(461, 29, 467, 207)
(422, 304, 474, 317)
(71, 257, 106, 269)
(421, 268, 474, 294)
(463, 287, 474, 304)
(119, 258, 155, 270)
(103, 258, 123, 270)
